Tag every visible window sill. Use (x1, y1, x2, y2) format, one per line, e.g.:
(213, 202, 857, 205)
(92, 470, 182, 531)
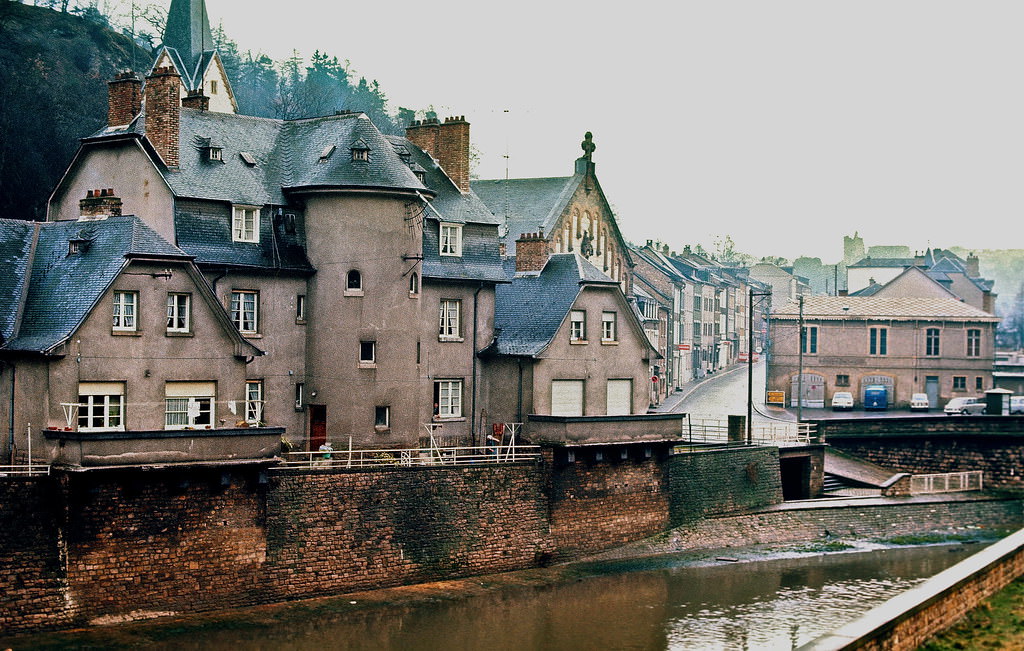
(409, 292, 419, 299)
(166, 330, 193, 337)
(432, 416, 466, 422)
(439, 336, 465, 343)
(374, 426, 391, 434)
(344, 289, 364, 297)
(570, 339, 589, 345)
(111, 329, 142, 336)
(601, 340, 618, 345)
(295, 319, 307, 325)
(358, 362, 377, 369)
(242, 333, 262, 339)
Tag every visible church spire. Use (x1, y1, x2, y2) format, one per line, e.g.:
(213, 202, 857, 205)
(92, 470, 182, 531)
(162, 0, 215, 78)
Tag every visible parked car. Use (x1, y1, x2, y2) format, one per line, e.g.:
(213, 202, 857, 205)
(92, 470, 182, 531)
(909, 393, 930, 411)
(831, 391, 854, 411)
(944, 397, 985, 415)
(1011, 396, 1024, 415)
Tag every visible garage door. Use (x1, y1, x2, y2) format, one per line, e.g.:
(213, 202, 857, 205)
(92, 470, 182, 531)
(551, 380, 584, 416)
(606, 379, 632, 416)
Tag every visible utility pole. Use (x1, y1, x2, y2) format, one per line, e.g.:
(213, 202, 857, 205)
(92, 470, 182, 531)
(747, 288, 771, 444)
(797, 294, 805, 423)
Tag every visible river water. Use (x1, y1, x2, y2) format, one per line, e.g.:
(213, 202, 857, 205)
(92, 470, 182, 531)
(44, 543, 973, 651)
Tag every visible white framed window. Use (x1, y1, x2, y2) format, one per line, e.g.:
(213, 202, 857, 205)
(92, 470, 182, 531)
(230, 290, 258, 333)
(439, 223, 463, 256)
(434, 379, 463, 419)
(112, 291, 138, 331)
(601, 311, 617, 342)
(967, 329, 981, 357)
(232, 206, 260, 243)
(164, 381, 215, 429)
(641, 300, 657, 320)
(801, 325, 818, 354)
(570, 310, 586, 342)
(439, 299, 462, 340)
(77, 382, 125, 432)
(295, 294, 306, 322)
(869, 327, 887, 356)
(409, 272, 419, 295)
(375, 405, 390, 429)
(346, 269, 363, 295)
(360, 341, 376, 365)
(166, 293, 190, 333)
(245, 380, 264, 425)
(294, 382, 305, 410)
(207, 147, 223, 162)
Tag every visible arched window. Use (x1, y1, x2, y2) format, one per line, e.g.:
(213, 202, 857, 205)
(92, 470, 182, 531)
(347, 270, 362, 291)
(409, 272, 419, 295)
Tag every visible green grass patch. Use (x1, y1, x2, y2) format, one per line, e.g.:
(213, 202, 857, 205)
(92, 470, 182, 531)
(880, 532, 986, 546)
(919, 577, 1024, 650)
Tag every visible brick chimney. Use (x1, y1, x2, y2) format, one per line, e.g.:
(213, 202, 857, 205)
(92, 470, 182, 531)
(108, 71, 142, 127)
(406, 116, 471, 192)
(515, 231, 550, 273)
(79, 189, 123, 218)
(145, 66, 181, 168)
(181, 89, 210, 111)
(966, 253, 980, 278)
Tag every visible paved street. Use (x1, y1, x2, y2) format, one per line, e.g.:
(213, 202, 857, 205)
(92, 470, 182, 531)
(657, 361, 951, 423)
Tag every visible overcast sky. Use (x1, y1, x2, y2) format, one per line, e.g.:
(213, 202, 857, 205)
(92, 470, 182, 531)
(199, 0, 1024, 262)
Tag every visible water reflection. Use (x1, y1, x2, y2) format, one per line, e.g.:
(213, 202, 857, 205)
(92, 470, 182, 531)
(42, 545, 982, 651)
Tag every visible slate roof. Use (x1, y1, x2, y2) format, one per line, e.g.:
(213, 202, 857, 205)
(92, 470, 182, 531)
(0, 220, 37, 344)
(159, 0, 215, 89)
(848, 257, 916, 268)
(471, 176, 578, 255)
(1, 216, 191, 353)
(772, 296, 999, 322)
(489, 253, 618, 357)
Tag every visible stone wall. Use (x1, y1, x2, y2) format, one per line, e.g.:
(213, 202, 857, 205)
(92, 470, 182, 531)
(668, 446, 783, 526)
(820, 419, 1024, 492)
(546, 448, 670, 561)
(0, 478, 70, 632)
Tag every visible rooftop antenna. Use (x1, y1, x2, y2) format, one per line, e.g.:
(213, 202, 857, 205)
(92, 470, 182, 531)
(502, 108, 510, 237)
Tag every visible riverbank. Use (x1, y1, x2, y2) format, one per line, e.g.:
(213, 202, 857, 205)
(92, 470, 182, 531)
(921, 576, 1024, 650)
(2, 531, 1008, 650)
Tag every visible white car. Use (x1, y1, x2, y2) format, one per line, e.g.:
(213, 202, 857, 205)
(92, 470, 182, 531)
(1011, 396, 1024, 415)
(910, 393, 930, 411)
(944, 397, 985, 415)
(831, 391, 854, 411)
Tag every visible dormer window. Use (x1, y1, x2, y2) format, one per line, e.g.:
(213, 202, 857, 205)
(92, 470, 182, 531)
(240, 151, 257, 167)
(439, 223, 462, 257)
(319, 145, 336, 161)
(411, 163, 426, 184)
(197, 136, 223, 163)
(208, 147, 223, 162)
(232, 206, 260, 243)
(350, 138, 370, 162)
(68, 239, 85, 255)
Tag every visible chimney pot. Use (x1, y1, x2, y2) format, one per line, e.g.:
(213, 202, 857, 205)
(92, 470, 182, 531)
(515, 231, 551, 273)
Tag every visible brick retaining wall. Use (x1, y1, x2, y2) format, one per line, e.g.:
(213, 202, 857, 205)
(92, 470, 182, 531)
(668, 446, 783, 526)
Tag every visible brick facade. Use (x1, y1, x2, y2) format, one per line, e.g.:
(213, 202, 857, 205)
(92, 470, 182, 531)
(144, 66, 181, 168)
(405, 116, 470, 192)
(515, 232, 550, 272)
(107, 72, 141, 127)
(668, 447, 784, 525)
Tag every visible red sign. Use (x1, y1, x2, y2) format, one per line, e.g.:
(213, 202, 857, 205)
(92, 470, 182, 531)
(677, 344, 691, 351)
(738, 353, 748, 362)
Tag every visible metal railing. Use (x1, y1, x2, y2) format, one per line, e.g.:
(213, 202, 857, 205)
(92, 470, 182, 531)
(0, 463, 51, 478)
(279, 444, 541, 470)
(679, 417, 816, 448)
(910, 471, 984, 494)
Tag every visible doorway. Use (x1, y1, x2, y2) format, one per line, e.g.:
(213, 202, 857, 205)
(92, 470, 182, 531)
(309, 405, 327, 451)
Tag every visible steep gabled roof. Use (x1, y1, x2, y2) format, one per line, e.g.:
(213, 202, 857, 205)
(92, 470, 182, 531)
(471, 175, 577, 254)
(161, 0, 214, 89)
(1, 216, 190, 353)
(489, 254, 618, 357)
(0, 220, 38, 344)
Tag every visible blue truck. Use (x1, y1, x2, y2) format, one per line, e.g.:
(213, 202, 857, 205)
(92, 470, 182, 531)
(864, 385, 889, 410)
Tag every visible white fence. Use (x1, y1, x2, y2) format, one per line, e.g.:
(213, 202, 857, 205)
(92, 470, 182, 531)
(279, 444, 541, 470)
(910, 471, 984, 494)
(0, 463, 51, 478)
(680, 417, 816, 447)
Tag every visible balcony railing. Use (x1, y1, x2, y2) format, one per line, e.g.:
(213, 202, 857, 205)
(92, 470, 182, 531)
(0, 463, 51, 478)
(910, 471, 984, 494)
(279, 444, 541, 470)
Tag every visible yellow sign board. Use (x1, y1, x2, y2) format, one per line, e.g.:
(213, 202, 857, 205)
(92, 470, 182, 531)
(765, 391, 786, 406)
